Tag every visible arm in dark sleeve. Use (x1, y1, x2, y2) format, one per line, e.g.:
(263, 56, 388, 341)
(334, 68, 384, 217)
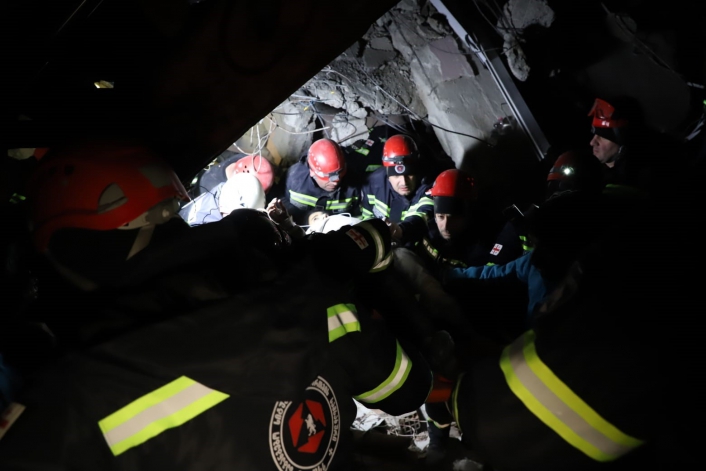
(399, 194, 434, 245)
(307, 218, 392, 277)
(327, 302, 432, 417)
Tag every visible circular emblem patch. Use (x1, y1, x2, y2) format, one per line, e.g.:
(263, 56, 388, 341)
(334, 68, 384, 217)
(269, 376, 340, 471)
(395, 164, 406, 174)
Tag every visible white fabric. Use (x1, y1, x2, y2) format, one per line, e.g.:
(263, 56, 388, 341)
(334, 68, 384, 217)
(306, 214, 361, 234)
(219, 173, 266, 214)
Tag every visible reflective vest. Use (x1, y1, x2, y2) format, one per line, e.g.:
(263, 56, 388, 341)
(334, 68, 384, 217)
(359, 167, 433, 223)
(283, 161, 361, 220)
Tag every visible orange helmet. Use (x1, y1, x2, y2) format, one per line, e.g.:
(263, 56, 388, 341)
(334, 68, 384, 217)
(27, 143, 189, 252)
(307, 139, 346, 182)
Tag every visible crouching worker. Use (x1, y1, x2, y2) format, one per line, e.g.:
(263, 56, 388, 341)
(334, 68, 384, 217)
(425, 194, 696, 470)
(0, 142, 444, 471)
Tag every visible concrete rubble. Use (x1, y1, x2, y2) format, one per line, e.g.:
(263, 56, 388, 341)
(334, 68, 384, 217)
(287, 0, 511, 168)
(497, 0, 555, 81)
(230, 0, 529, 169)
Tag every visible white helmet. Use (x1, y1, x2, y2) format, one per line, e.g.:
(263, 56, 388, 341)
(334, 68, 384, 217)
(307, 213, 362, 234)
(218, 173, 266, 215)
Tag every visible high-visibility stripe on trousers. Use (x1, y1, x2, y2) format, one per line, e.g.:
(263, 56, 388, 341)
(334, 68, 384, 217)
(354, 340, 412, 404)
(98, 376, 229, 456)
(500, 330, 644, 462)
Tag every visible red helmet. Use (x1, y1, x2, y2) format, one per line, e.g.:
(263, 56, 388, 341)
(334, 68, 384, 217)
(382, 134, 418, 165)
(546, 150, 604, 196)
(27, 143, 189, 252)
(588, 98, 628, 129)
(547, 151, 579, 182)
(429, 169, 475, 199)
(429, 169, 476, 215)
(307, 139, 346, 182)
(227, 154, 274, 193)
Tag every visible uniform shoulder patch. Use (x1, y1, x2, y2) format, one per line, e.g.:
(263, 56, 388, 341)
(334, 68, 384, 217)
(490, 243, 503, 256)
(346, 228, 369, 250)
(0, 403, 26, 441)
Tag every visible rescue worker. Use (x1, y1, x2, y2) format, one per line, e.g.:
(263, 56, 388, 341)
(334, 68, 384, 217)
(545, 149, 605, 200)
(0, 142, 441, 471)
(420, 169, 524, 270)
(426, 186, 698, 470)
(194, 152, 276, 200)
(499, 149, 606, 256)
(282, 138, 362, 225)
(359, 134, 434, 245)
(182, 170, 267, 225)
(587, 97, 654, 190)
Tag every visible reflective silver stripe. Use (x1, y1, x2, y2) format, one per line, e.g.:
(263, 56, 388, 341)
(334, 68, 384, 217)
(357, 222, 384, 268)
(501, 331, 644, 461)
(370, 251, 392, 273)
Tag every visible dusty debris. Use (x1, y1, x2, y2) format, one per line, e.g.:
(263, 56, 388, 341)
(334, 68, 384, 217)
(498, 0, 555, 81)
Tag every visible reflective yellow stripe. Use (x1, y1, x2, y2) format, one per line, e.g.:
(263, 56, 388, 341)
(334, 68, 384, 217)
(354, 341, 412, 403)
(404, 197, 433, 221)
(500, 331, 644, 462)
(450, 372, 465, 434)
(98, 377, 229, 456)
(361, 208, 375, 220)
(327, 303, 360, 342)
(374, 201, 390, 217)
(365, 164, 382, 172)
(289, 190, 318, 206)
(326, 197, 358, 211)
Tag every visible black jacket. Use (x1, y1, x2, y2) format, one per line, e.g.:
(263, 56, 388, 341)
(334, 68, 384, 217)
(0, 217, 431, 471)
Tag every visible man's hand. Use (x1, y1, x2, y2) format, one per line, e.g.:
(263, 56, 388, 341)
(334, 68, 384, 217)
(266, 198, 289, 225)
(383, 217, 403, 241)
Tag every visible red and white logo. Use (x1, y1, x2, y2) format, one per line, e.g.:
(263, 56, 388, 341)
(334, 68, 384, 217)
(346, 229, 369, 250)
(270, 377, 340, 471)
(490, 244, 503, 256)
(395, 164, 406, 174)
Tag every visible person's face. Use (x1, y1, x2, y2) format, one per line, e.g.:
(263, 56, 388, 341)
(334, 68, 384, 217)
(308, 211, 329, 226)
(590, 134, 620, 166)
(389, 174, 418, 196)
(310, 170, 341, 192)
(435, 213, 468, 241)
